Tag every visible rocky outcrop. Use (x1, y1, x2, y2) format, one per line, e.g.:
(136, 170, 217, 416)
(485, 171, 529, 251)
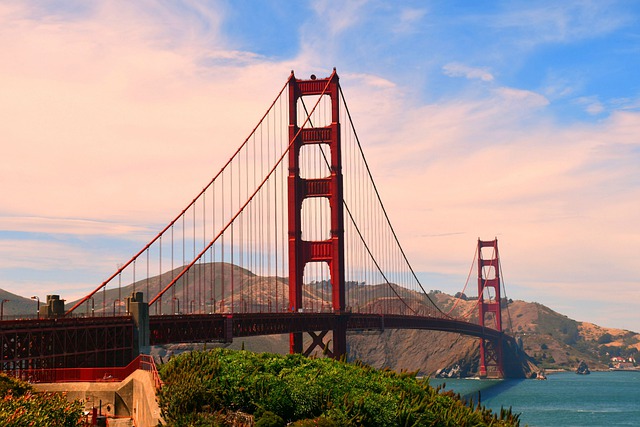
(347, 329, 480, 376)
(435, 364, 464, 378)
(576, 360, 591, 375)
(348, 330, 538, 378)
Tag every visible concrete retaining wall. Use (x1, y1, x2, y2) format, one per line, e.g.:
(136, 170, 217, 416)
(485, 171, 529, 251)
(34, 369, 162, 427)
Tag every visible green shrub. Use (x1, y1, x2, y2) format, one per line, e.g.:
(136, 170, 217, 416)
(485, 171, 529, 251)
(255, 410, 285, 427)
(158, 348, 520, 427)
(0, 374, 84, 427)
(597, 333, 613, 344)
(0, 374, 31, 398)
(290, 417, 338, 426)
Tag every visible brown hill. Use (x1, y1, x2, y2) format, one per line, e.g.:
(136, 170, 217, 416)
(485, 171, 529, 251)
(506, 300, 639, 371)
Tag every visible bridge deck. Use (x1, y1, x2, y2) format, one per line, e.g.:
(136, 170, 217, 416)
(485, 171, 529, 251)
(149, 312, 503, 345)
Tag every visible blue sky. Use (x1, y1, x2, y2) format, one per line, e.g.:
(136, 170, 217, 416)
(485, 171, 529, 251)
(0, 1, 639, 330)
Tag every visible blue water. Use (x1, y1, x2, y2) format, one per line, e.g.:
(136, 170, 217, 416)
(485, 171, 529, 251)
(430, 371, 640, 427)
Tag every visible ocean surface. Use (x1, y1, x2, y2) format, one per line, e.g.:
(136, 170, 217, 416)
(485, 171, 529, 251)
(430, 371, 640, 427)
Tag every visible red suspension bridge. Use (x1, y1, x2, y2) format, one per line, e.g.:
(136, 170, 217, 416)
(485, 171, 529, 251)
(1, 70, 520, 379)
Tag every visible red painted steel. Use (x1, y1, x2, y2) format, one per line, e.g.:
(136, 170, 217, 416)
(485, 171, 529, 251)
(288, 69, 347, 357)
(0, 316, 134, 372)
(147, 312, 506, 343)
(11, 354, 162, 388)
(477, 238, 504, 378)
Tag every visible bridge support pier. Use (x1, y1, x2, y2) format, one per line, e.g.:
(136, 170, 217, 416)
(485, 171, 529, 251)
(333, 318, 347, 357)
(126, 292, 149, 356)
(294, 316, 347, 358)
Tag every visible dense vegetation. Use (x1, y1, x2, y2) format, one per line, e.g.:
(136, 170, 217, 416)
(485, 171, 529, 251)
(158, 348, 520, 427)
(0, 373, 84, 426)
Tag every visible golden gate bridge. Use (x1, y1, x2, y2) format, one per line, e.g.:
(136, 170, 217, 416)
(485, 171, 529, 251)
(0, 69, 518, 379)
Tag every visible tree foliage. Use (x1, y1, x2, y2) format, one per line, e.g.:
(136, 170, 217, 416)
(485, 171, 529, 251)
(158, 349, 520, 427)
(0, 373, 84, 427)
(597, 333, 613, 344)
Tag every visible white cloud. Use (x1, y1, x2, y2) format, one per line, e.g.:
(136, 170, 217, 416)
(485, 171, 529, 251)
(342, 72, 396, 89)
(576, 96, 605, 115)
(0, 1, 290, 226)
(442, 62, 494, 82)
(493, 87, 549, 108)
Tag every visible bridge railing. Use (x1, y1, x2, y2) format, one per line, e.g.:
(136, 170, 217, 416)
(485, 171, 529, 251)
(0, 312, 134, 322)
(5, 354, 162, 388)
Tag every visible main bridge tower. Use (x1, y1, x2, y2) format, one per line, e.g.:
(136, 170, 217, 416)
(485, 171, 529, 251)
(288, 69, 347, 358)
(478, 238, 504, 377)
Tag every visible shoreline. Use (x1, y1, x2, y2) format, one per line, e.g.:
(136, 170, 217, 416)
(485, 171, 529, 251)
(541, 368, 640, 376)
(440, 368, 640, 379)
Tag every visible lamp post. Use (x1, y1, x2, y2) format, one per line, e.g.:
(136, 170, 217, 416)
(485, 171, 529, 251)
(30, 296, 40, 319)
(173, 297, 180, 314)
(0, 299, 9, 320)
(113, 299, 122, 316)
(189, 300, 195, 314)
(87, 297, 95, 317)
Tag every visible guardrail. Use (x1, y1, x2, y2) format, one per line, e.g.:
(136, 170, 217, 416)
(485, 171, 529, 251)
(5, 354, 163, 388)
(138, 354, 163, 389)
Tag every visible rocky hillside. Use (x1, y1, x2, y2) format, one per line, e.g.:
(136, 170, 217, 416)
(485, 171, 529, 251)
(428, 293, 640, 373)
(506, 300, 640, 371)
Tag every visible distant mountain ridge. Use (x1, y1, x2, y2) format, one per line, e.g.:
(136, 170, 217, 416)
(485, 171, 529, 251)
(0, 288, 43, 319)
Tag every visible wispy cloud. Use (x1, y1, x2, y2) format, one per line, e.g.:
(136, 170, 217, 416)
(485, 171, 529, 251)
(0, 238, 104, 271)
(575, 96, 605, 115)
(0, 216, 152, 237)
(443, 63, 494, 82)
(492, 2, 630, 45)
(310, 0, 369, 36)
(393, 7, 428, 34)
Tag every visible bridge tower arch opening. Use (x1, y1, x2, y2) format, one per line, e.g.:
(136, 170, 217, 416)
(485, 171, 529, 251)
(477, 238, 504, 378)
(288, 69, 347, 358)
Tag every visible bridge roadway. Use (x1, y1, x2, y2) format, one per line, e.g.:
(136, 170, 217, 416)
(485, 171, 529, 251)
(150, 312, 505, 345)
(0, 313, 512, 374)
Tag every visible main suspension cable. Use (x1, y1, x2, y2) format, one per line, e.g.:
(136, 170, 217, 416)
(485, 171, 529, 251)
(338, 85, 447, 317)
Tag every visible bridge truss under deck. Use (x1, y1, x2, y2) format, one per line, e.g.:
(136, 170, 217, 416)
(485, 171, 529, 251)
(0, 316, 133, 371)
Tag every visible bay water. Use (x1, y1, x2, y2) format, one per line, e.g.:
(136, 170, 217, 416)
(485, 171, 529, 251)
(430, 371, 640, 426)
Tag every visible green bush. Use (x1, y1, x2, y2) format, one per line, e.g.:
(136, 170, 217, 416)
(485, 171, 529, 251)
(290, 417, 338, 426)
(0, 374, 31, 398)
(157, 349, 520, 427)
(597, 333, 613, 344)
(0, 373, 84, 426)
(255, 410, 285, 427)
